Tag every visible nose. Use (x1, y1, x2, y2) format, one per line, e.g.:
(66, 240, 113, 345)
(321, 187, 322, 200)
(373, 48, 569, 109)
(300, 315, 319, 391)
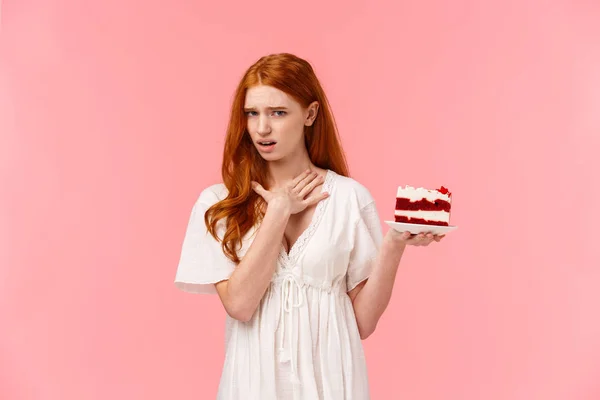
(256, 115, 271, 136)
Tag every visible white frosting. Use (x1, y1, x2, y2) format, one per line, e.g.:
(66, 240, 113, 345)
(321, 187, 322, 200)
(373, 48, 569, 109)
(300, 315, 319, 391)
(394, 210, 450, 223)
(396, 185, 451, 203)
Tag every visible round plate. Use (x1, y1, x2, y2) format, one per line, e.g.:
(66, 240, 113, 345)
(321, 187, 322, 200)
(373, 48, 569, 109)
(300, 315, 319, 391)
(384, 221, 458, 235)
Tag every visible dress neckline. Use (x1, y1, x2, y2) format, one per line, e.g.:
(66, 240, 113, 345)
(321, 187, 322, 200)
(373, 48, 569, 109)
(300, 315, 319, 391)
(279, 169, 335, 267)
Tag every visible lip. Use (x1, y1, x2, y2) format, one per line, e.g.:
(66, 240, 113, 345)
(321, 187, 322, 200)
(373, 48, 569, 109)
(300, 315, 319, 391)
(257, 141, 277, 153)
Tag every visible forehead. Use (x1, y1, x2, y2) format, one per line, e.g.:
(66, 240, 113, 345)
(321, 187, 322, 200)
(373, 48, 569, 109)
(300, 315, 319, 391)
(244, 85, 297, 108)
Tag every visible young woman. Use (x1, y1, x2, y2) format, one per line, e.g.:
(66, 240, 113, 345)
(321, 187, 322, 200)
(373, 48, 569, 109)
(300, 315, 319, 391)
(174, 53, 444, 399)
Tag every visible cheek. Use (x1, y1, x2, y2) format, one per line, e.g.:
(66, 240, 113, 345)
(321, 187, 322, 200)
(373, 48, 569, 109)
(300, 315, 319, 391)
(246, 120, 256, 137)
(281, 120, 305, 141)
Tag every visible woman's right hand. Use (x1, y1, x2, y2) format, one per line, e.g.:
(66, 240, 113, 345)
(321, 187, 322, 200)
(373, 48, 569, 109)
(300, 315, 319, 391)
(251, 169, 329, 215)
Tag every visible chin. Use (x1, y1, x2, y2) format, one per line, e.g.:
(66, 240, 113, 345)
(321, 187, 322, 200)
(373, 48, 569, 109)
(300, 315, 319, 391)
(259, 153, 284, 162)
(254, 147, 286, 162)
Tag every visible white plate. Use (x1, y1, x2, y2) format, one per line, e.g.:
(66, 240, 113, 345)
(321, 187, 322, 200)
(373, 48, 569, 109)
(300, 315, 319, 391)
(384, 221, 458, 235)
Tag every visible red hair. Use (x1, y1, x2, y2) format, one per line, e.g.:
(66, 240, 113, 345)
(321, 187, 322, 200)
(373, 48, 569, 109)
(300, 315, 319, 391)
(205, 53, 349, 263)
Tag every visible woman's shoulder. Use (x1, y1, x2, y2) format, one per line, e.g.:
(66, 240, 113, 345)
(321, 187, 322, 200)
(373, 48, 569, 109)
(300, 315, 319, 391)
(195, 182, 229, 206)
(331, 172, 377, 209)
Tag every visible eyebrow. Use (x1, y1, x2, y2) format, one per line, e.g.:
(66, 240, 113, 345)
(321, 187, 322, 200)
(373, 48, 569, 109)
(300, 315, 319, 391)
(243, 106, 289, 111)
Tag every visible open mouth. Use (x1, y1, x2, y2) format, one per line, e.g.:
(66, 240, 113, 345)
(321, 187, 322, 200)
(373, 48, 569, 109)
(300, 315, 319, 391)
(257, 141, 277, 147)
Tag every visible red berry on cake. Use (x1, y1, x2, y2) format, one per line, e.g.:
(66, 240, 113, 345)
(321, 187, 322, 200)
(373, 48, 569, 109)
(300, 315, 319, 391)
(437, 186, 451, 196)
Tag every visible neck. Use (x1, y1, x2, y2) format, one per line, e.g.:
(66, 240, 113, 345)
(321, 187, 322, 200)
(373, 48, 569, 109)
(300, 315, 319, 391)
(266, 146, 315, 188)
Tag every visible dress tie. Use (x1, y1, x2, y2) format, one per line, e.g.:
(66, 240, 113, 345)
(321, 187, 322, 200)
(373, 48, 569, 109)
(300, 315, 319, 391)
(278, 273, 304, 385)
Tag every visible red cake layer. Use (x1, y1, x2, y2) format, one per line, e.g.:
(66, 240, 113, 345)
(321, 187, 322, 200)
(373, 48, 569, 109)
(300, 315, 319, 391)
(395, 198, 451, 212)
(394, 215, 449, 226)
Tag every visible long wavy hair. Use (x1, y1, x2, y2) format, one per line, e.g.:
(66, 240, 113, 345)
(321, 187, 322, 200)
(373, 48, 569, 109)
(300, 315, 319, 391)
(205, 53, 350, 263)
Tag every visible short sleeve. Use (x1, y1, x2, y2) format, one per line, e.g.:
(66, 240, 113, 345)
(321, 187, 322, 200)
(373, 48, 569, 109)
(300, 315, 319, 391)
(174, 186, 236, 295)
(346, 200, 384, 292)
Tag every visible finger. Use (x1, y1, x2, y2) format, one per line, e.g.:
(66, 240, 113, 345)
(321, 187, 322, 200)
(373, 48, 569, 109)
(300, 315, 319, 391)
(408, 233, 426, 246)
(422, 234, 434, 245)
(403, 233, 420, 244)
(304, 191, 330, 206)
(294, 171, 318, 192)
(291, 169, 312, 187)
(297, 174, 324, 198)
(251, 181, 267, 196)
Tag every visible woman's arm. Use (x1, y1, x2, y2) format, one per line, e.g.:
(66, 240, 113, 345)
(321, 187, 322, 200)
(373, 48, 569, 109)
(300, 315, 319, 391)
(348, 230, 442, 339)
(215, 199, 291, 322)
(215, 170, 328, 322)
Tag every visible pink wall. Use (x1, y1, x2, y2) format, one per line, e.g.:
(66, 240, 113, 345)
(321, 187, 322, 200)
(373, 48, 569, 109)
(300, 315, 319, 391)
(2, 0, 600, 399)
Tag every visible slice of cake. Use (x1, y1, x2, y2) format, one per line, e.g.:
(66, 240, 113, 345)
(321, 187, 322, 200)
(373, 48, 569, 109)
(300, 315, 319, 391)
(395, 185, 452, 226)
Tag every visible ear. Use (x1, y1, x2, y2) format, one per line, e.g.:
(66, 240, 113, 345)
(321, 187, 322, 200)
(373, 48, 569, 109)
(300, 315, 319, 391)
(304, 101, 319, 126)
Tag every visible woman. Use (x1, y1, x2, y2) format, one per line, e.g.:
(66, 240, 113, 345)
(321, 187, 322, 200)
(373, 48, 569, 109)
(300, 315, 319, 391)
(174, 53, 443, 399)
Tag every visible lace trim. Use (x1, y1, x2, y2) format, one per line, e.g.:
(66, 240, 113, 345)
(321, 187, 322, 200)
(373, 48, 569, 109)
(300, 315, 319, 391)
(279, 169, 335, 267)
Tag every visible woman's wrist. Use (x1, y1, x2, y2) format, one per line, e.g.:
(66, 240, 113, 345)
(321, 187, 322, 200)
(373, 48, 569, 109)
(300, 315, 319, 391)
(266, 197, 292, 217)
(377, 231, 407, 269)
(384, 229, 408, 247)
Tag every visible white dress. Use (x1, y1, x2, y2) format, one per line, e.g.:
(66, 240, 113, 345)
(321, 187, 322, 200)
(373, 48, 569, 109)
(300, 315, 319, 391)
(174, 170, 383, 399)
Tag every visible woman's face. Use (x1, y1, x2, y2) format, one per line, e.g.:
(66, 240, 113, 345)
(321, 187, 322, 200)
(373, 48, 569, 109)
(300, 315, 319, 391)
(244, 85, 318, 162)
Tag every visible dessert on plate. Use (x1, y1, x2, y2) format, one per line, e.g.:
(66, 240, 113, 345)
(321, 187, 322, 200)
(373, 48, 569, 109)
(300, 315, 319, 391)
(394, 185, 452, 227)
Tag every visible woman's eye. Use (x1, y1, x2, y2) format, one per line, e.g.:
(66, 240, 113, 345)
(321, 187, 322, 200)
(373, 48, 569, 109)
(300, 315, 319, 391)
(244, 110, 285, 117)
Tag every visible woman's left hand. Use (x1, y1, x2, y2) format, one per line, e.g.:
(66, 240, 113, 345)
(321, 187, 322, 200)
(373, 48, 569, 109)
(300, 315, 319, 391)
(385, 229, 444, 247)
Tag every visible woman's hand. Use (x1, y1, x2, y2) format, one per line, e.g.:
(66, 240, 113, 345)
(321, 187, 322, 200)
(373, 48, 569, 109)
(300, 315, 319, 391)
(385, 229, 445, 247)
(251, 169, 329, 215)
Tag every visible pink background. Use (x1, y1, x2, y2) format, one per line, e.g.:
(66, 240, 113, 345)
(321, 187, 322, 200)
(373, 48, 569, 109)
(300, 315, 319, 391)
(2, 0, 600, 399)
